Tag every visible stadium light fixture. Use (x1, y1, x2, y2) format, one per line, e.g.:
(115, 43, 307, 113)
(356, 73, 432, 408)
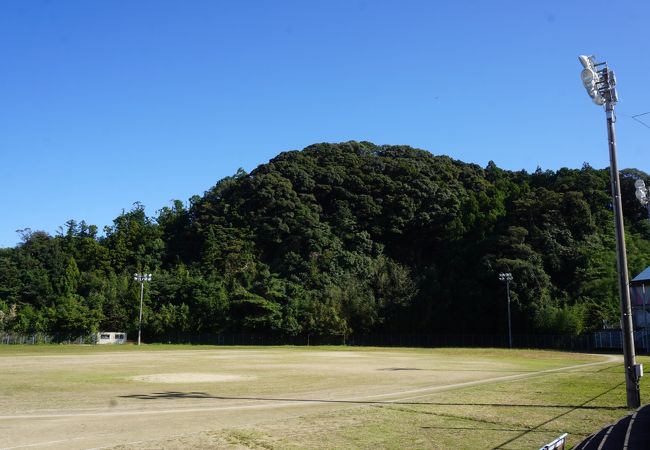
(498, 272, 513, 349)
(134, 273, 152, 346)
(578, 54, 641, 409)
(578, 54, 610, 105)
(635, 179, 648, 205)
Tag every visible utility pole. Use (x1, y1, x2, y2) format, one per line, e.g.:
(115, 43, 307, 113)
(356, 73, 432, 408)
(579, 55, 642, 409)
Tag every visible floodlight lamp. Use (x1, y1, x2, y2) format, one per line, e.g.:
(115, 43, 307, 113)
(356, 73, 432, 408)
(578, 55, 593, 69)
(581, 68, 597, 85)
(636, 189, 647, 203)
(584, 86, 597, 99)
(635, 179, 646, 190)
(592, 94, 605, 105)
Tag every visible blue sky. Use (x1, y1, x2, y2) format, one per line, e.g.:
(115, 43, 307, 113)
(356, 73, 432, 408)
(1, 0, 649, 248)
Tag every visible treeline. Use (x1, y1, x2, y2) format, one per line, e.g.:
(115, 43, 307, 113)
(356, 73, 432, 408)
(2, 141, 650, 341)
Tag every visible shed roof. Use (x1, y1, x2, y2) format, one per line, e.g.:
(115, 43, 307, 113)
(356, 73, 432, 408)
(631, 266, 650, 284)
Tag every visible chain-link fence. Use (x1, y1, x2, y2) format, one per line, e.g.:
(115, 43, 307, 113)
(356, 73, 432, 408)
(0, 332, 95, 345)
(1, 331, 647, 353)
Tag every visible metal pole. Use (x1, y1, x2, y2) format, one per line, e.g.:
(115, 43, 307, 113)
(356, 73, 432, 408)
(641, 283, 650, 353)
(506, 278, 512, 349)
(606, 103, 641, 408)
(138, 279, 144, 346)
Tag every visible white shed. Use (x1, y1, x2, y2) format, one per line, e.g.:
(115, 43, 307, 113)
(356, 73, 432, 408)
(96, 332, 127, 344)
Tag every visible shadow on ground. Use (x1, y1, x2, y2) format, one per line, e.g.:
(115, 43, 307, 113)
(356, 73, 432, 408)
(119, 390, 627, 411)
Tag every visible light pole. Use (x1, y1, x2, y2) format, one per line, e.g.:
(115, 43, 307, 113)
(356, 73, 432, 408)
(133, 272, 152, 346)
(578, 55, 641, 409)
(499, 272, 513, 349)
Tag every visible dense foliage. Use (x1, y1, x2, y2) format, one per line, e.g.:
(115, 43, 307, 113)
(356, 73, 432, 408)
(2, 142, 650, 340)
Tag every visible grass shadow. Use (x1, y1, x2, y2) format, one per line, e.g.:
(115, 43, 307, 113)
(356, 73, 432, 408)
(489, 381, 626, 449)
(118, 391, 627, 411)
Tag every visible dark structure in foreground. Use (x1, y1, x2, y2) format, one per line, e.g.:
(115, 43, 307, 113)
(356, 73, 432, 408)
(573, 403, 650, 449)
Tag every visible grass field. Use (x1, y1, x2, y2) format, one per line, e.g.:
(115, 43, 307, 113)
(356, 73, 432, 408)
(0, 345, 648, 449)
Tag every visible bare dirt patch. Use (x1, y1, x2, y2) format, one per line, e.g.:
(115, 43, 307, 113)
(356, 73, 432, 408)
(130, 373, 255, 383)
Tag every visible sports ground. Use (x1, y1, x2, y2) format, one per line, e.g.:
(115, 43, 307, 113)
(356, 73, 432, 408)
(0, 345, 648, 449)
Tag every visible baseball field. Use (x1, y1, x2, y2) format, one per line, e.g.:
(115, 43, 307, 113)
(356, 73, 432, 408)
(1, 345, 648, 449)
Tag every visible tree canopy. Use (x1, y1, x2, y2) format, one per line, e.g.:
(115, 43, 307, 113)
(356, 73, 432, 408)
(2, 142, 649, 340)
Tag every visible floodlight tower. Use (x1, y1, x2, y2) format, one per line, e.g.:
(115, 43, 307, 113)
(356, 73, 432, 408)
(578, 55, 641, 409)
(498, 273, 513, 349)
(134, 272, 152, 346)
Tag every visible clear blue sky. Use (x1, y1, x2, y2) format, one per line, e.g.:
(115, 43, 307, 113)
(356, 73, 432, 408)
(1, 0, 649, 248)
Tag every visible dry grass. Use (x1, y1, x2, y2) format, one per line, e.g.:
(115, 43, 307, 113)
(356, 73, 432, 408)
(0, 345, 647, 449)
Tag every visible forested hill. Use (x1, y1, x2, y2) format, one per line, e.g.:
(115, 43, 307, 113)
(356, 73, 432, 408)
(2, 141, 650, 339)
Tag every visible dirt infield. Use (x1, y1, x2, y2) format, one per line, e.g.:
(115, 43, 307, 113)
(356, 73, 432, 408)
(131, 373, 255, 383)
(0, 346, 628, 449)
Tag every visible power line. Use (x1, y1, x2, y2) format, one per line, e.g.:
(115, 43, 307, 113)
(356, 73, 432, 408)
(630, 111, 650, 129)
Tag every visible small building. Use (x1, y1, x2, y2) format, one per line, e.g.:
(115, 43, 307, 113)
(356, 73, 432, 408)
(629, 267, 650, 352)
(630, 267, 650, 330)
(595, 267, 650, 352)
(96, 332, 127, 344)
